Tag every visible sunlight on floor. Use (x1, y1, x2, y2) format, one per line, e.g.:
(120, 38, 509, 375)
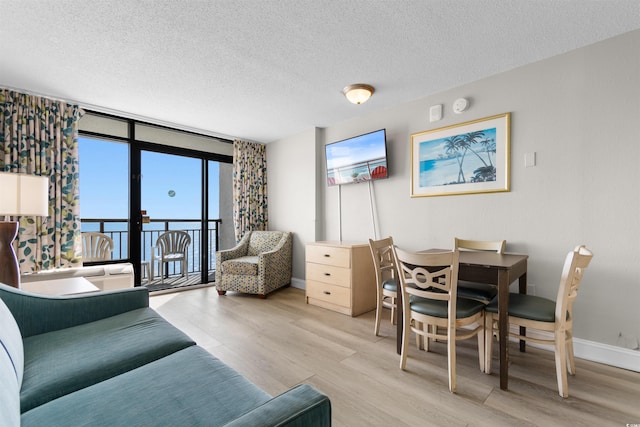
(149, 292, 180, 309)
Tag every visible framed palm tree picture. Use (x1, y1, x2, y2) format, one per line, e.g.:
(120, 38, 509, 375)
(410, 112, 510, 197)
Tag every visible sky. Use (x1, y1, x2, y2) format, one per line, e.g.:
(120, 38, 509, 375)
(79, 137, 220, 220)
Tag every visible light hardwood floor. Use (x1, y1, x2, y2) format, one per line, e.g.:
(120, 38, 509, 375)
(150, 286, 640, 427)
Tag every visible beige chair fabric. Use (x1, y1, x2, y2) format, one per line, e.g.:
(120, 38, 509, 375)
(484, 245, 593, 398)
(393, 247, 485, 393)
(368, 237, 398, 336)
(215, 231, 292, 298)
(81, 232, 114, 262)
(151, 231, 191, 284)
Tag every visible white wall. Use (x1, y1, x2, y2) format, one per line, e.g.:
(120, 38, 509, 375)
(267, 128, 319, 282)
(268, 30, 640, 357)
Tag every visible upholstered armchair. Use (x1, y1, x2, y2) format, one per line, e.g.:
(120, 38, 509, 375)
(215, 231, 292, 298)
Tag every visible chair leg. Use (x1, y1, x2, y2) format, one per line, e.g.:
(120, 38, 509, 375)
(416, 321, 424, 350)
(567, 332, 576, 376)
(447, 322, 456, 393)
(374, 294, 383, 336)
(390, 296, 396, 325)
(484, 313, 494, 374)
(477, 316, 485, 373)
(425, 325, 433, 352)
(555, 332, 569, 398)
(400, 310, 410, 370)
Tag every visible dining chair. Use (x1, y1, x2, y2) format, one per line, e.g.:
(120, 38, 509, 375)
(393, 247, 485, 393)
(484, 245, 593, 398)
(368, 237, 398, 336)
(151, 230, 191, 284)
(454, 238, 506, 304)
(81, 232, 114, 262)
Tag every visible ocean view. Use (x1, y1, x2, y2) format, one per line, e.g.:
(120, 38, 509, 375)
(81, 219, 218, 273)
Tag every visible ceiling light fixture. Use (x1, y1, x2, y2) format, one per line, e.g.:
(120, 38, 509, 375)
(342, 84, 375, 105)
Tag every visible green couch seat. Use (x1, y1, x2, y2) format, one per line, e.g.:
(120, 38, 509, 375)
(21, 345, 272, 426)
(21, 307, 195, 412)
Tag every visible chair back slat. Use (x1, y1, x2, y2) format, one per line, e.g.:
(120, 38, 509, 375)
(157, 231, 191, 255)
(393, 248, 459, 302)
(82, 232, 114, 262)
(369, 237, 396, 284)
(556, 245, 593, 324)
(454, 238, 506, 254)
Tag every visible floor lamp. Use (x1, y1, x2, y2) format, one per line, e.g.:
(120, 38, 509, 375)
(0, 172, 49, 288)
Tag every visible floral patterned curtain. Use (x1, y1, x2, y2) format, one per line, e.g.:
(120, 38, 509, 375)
(0, 89, 84, 272)
(232, 139, 268, 241)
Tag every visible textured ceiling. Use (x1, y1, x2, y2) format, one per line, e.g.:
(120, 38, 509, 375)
(2, 0, 640, 143)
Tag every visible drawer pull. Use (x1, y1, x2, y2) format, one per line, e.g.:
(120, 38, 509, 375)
(324, 254, 331, 257)
(323, 291, 331, 295)
(324, 272, 331, 276)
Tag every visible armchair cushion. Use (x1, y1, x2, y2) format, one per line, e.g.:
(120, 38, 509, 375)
(222, 256, 259, 275)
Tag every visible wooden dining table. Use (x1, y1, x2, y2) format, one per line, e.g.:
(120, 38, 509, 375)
(396, 249, 528, 390)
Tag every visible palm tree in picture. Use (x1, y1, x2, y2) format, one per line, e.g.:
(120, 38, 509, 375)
(478, 136, 496, 167)
(461, 131, 492, 167)
(444, 135, 466, 183)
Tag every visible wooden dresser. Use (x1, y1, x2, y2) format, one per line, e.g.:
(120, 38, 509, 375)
(305, 241, 376, 316)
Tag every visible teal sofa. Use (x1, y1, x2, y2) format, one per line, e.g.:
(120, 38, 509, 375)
(0, 283, 331, 426)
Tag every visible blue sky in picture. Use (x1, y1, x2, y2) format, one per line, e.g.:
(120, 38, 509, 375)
(78, 138, 220, 220)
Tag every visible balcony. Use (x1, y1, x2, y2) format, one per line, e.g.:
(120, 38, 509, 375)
(81, 218, 222, 292)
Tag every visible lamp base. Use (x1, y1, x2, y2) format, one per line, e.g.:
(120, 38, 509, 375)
(0, 221, 20, 288)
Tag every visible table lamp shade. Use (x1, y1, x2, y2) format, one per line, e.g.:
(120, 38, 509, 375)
(0, 173, 49, 216)
(0, 172, 49, 288)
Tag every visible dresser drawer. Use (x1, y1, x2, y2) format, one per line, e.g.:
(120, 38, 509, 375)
(306, 262, 351, 287)
(306, 245, 351, 268)
(306, 280, 351, 308)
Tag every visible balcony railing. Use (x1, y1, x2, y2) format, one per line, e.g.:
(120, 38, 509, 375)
(81, 218, 222, 277)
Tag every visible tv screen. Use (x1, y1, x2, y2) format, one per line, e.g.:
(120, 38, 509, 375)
(325, 129, 388, 186)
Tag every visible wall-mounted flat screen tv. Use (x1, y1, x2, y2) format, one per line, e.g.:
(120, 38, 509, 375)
(325, 129, 388, 186)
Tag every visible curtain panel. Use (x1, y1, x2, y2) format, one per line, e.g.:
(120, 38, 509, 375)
(232, 139, 268, 242)
(0, 89, 84, 272)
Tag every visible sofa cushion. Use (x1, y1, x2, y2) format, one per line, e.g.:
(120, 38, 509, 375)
(222, 256, 259, 275)
(21, 346, 272, 427)
(247, 231, 283, 256)
(0, 297, 23, 386)
(20, 307, 195, 412)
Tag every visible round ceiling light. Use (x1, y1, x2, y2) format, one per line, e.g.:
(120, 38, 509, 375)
(342, 84, 375, 105)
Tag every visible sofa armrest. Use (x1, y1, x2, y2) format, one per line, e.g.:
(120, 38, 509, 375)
(0, 284, 149, 338)
(223, 384, 331, 427)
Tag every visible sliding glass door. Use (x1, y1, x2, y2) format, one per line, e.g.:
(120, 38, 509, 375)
(78, 112, 233, 287)
(140, 151, 202, 289)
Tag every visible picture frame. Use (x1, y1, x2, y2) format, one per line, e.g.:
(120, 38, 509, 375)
(410, 112, 510, 197)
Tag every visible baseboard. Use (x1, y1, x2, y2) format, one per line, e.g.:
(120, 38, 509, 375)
(509, 326, 640, 373)
(291, 277, 305, 290)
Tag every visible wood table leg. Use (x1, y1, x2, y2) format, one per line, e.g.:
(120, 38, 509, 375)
(396, 285, 403, 354)
(498, 269, 509, 390)
(519, 272, 527, 352)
